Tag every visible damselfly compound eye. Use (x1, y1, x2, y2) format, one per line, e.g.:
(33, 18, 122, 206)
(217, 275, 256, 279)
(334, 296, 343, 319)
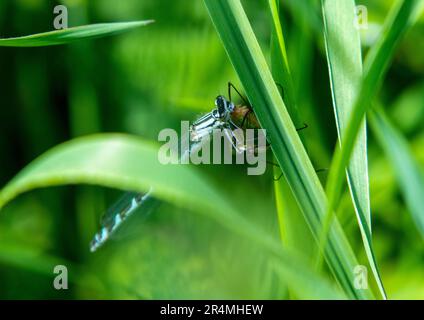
(215, 95, 227, 117)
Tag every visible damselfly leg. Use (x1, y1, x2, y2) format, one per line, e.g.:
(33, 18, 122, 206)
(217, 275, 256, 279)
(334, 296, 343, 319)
(228, 82, 249, 106)
(228, 81, 285, 106)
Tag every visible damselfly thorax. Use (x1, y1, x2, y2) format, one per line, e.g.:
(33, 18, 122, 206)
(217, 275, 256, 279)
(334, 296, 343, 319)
(230, 104, 260, 130)
(190, 94, 265, 155)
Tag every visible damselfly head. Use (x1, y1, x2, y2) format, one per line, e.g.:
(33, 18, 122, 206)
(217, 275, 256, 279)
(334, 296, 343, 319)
(214, 95, 234, 120)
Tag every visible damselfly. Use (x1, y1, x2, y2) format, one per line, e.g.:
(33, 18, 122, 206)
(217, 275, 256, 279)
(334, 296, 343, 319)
(90, 83, 262, 252)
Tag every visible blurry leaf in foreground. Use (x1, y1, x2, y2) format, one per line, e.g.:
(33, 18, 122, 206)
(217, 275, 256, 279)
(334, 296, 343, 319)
(0, 134, 343, 299)
(0, 134, 229, 216)
(0, 21, 154, 47)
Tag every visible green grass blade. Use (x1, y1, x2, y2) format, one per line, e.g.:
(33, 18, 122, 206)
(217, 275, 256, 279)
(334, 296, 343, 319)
(269, 0, 295, 247)
(0, 21, 154, 47)
(370, 109, 424, 237)
(322, 0, 370, 230)
(269, 0, 299, 127)
(204, 0, 373, 299)
(269, 0, 315, 261)
(321, 0, 386, 299)
(326, 0, 422, 213)
(323, 0, 422, 290)
(0, 134, 343, 299)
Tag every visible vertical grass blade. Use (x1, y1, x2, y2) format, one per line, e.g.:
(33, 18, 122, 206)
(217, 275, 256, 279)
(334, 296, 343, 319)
(204, 0, 373, 299)
(269, 0, 316, 264)
(269, 0, 300, 128)
(370, 109, 424, 237)
(322, 1, 422, 297)
(269, 0, 296, 247)
(325, 0, 423, 218)
(321, 0, 386, 299)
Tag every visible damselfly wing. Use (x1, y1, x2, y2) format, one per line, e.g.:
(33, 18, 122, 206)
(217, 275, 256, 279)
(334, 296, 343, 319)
(90, 190, 158, 252)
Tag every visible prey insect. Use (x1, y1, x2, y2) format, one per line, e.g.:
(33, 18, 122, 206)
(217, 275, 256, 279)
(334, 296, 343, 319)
(90, 82, 302, 252)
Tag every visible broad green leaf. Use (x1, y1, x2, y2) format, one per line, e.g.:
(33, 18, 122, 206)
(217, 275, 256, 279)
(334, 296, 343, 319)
(370, 109, 424, 237)
(0, 134, 342, 299)
(0, 21, 154, 47)
(204, 0, 372, 299)
(0, 134, 224, 215)
(321, 0, 386, 299)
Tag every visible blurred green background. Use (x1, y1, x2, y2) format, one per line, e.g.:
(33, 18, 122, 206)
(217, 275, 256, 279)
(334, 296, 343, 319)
(0, 0, 423, 299)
